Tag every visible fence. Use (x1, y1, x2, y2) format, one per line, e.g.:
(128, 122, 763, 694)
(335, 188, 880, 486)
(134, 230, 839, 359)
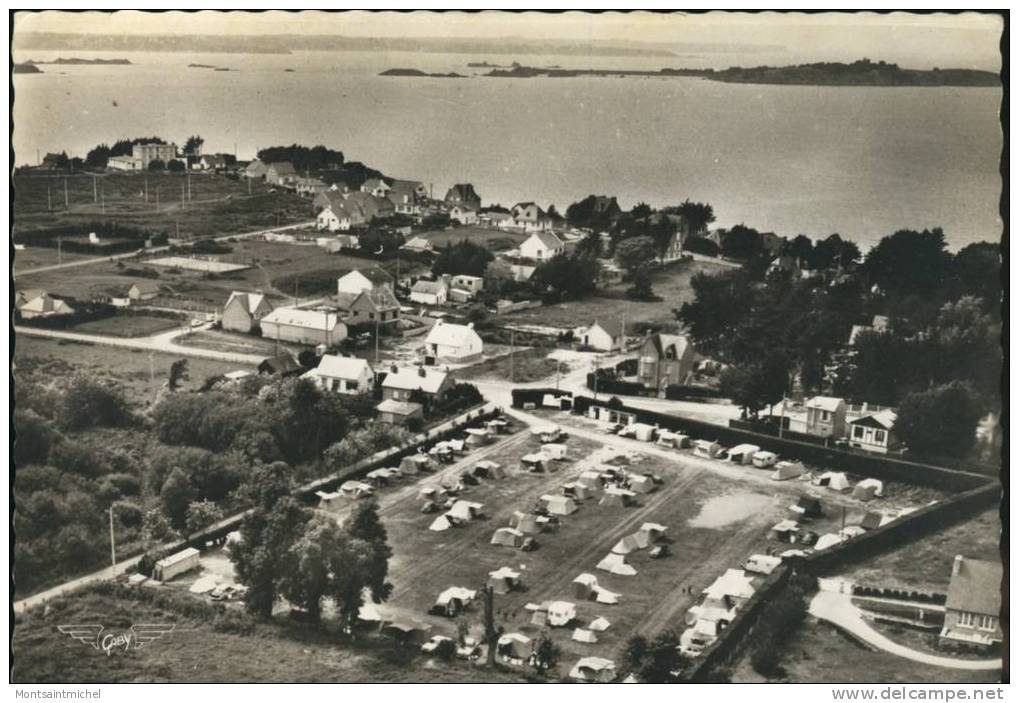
(572, 396, 993, 492)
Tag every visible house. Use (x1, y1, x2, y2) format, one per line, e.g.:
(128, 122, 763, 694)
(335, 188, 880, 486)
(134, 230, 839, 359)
(337, 267, 394, 295)
(659, 230, 686, 264)
(637, 333, 695, 391)
(303, 355, 373, 394)
(804, 396, 847, 438)
(511, 202, 553, 232)
(381, 365, 452, 403)
(518, 230, 565, 261)
(259, 307, 347, 346)
(335, 287, 401, 326)
(447, 274, 484, 302)
(40, 152, 65, 170)
(257, 354, 303, 377)
(107, 142, 178, 171)
(445, 183, 482, 210)
(361, 178, 391, 198)
(410, 279, 448, 306)
(480, 210, 514, 228)
(222, 291, 274, 333)
(940, 555, 1003, 650)
(402, 236, 434, 253)
(197, 153, 233, 171)
(579, 320, 624, 352)
(242, 159, 268, 179)
(388, 179, 428, 214)
(265, 162, 298, 186)
(848, 315, 892, 346)
(376, 399, 424, 426)
(317, 204, 353, 232)
(294, 176, 328, 196)
(128, 280, 160, 301)
(314, 190, 394, 227)
(848, 410, 898, 454)
(16, 290, 75, 319)
(424, 320, 483, 363)
(450, 204, 479, 225)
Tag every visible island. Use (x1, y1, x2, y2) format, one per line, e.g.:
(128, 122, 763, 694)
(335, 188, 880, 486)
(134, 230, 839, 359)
(484, 59, 1000, 87)
(380, 68, 465, 78)
(189, 63, 235, 71)
(13, 63, 42, 74)
(26, 57, 131, 65)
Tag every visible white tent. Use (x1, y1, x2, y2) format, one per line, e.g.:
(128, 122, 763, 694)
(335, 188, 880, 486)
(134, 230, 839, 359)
(596, 552, 637, 576)
(488, 566, 521, 594)
(578, 470, 604, 489)
(599, 487, 636, 507)
(572, 628, 598, 644)
(420, 486, 447, 502)
(400, 454, 431, 474)
(497, 633, 532, 662)
(743, 554, 782, 575)
(771, 461, 805, 481)
(547, 601, 577, 627)
(435, 586, 477, 610)
(571, 573, 599, 600)
(815, 471, 852, 491)
(594, 587, 620, 605)
(429, 514, 457, 532)
(521, 453, 546, 471)
(752, 450, 779, 468)
(491, 527, 525, 548)
(315, 489, 344, 511)
(540, 494, 578, 516)
(541, 443, 568, 460)
(569, 657, 616, 683)
(628, 474, 655, 494)
(640, 522, 668, 541)
(814, 533, 848, 551)
(852, 478, 885, 500)
(561, 482, 590, 500)
(589, 616, 611, 632)
(447, 500, 484, 521)
(727, 444, 761, 465)
(693, 440, 723, 458)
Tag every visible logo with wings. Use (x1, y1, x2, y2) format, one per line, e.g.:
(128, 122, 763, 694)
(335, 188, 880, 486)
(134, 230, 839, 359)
(58, 624, 176, 656)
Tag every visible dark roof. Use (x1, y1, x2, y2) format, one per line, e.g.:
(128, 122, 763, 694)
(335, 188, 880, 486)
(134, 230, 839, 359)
(590, 319, 623, 338)
(360, 266, 394, 286)
(445, 183, 480, 204)
(945, 556, 1002, 616)
(258, 354, 302, 375)
(267, 161, 296, 175)
(130, 279, 160, 295)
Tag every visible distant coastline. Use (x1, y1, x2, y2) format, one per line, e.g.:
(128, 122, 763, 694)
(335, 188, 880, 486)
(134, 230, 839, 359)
(380, 68, 465, 78)
(25, 57, 131, 65)
(484, 60, 1000, 87)
(13, 63, 42, 74)
(189, 63, 236, 71)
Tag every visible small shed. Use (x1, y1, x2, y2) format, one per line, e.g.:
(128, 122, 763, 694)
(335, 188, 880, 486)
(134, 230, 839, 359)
(153, 547, 200, 582)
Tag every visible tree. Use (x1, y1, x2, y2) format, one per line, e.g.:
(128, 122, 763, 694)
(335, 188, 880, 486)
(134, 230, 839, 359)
(49, 441, 106, 479)
(670, 199, 715, 237)
(86, 144, 111, 168)
(185, 499, 225, 534)
(720, 224, 765, 260)
(167, 159, 186, 173)
(184, 135, 205, 156)
(530, 254, 599, 299)
(281, 514, 340, 621)
(431, 239, 494, 278)
(720, 354, 790, 418)
(682, 236, 720, 257)
(676, 269, 754, 354)
(141, 508, 178, 543)
(14, 409, 56, 466)
(626, 630, 683, 682)
(615, 235, 659, 298)
(863, 228, 952, 297)
(59, 375, 131, 430)
(347, 500, 393, 603)
(532, 632, 561, 671)
(952, 241, 1000, 312)
(896, 382, 983, 458)
(574, 231, 603, 259)
(148, 159, 166, 171)
(168, 359, 190, 391)
(565, 194, 621, 230)
(160, 467, 197, 528)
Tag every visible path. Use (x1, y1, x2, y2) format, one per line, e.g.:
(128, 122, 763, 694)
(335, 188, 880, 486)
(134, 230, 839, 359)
(15, 221, 314, 277)
(808, 590, 1001, 671)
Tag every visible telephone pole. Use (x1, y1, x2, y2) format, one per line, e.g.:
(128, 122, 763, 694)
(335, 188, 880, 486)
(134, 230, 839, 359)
(187, 173, 192, 201)
(109, 506, 117, 567)
(93, 175, 98, 203)
(509, 329, 515, 383)
(155, 186, 160, 211)
(47, 182, 52, 211)
(64, 177, 68, 208)
(483, 585, 496, 666)
(144, 174, 149, 202)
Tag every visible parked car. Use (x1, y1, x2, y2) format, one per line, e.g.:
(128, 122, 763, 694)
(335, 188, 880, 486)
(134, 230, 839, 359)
(421, 635, 454, 654)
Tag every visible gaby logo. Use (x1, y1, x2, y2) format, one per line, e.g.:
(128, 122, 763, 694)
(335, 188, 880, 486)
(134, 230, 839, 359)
(58, 624, 176, 656)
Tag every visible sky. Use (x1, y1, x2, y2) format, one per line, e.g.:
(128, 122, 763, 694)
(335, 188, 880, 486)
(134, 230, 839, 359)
(13, 10, 1004, 71)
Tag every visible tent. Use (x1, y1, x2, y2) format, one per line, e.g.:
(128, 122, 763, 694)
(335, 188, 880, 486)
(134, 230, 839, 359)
(434, 586, 477, 616)
(640, 522, 669, 542)
(596, 552, 637, 576)
(771, 519, 801, 542)
(429, 514, 458, 532)
(547, 601, 577, 627)
(561, 482, 590, 501)
(627, 474, 655, 494)
(578, 470, 605, 489)
(815, 471, 852, 491)
(771, 461, 805, 481)
(594, 587, 620, 605)
(727, 444, 761, 465)
(448, 500, 484, 521)
(358, 602, 382, 623)
(340, 480, 375, 499)
(465, 427, 492, 440)
(486, 418, 510, 433)
(488, 566, 521, 594)
(789, 496, 823, 519)
(693, 440, 723, 458)
(569, 657, 616, 683)
(628, 423, 657, 442)
(839, 526, 867, 539)
(497, 633, 532, 662)
(491, 527, 525, 548)
(511, 511, 544, 535)
(400, 454, 431, 474)
(611, 533, 645, 555)
(381, 620, 430, 645)
(847, 510, 884, 531)
(531, 425, 562, 443)
(852, 478, 885, 501)
(571, 573, 599, 600)
(541, 443, 568, 460)
(521, 453, 546, 472)
(589, 616, 611, 632)
(315, 490, 343, 511)
(657, 430, 690, 449)
(814, 533, 847, 551)
(572, 628, 598, 644)
(743, 554, 782, 575)
(702, 569, 756, 601)
(752, 451, 779, 468)
(366, 468, 393, 485)
(540, 494, 578, 516)
(780, 549, 810, 559)
(599, 487, 636, 507)
(474, 460, 502, 478)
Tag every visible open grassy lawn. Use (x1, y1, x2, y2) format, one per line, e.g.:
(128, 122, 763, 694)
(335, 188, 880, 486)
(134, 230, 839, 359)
(505, 258, 731, 330)
(73, 314, 185, 338)
(175, 328, 297, 356)
(731, 618, 1002, 684)
(14, 335, 249, 406)
(13, 172, 312, 242)
(453, 347, 562, 384)
(13, 247, 101, 272)
(419, 226, 528, 253)
(840, 508, 1001, 592)
(11, 591, 528, 683)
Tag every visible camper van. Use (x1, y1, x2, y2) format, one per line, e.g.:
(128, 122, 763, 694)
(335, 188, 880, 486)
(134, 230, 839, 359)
(752, 450, 778, 468)
(692, 440, 723, 459)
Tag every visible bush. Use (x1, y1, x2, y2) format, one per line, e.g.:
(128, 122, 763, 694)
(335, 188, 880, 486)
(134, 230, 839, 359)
(59, 375, 132, 431)
(433, 638, 457, 661)
(14, 409, 56, 466)
(49, 441, 106, 479)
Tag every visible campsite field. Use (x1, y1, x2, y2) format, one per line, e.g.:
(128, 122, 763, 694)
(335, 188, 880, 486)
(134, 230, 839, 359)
(453, 348, 563, 384)
(418, 226, 528, 253)
(504, 258, 731, 331)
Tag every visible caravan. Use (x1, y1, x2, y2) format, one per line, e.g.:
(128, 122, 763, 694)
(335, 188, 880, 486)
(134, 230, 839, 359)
(727, 444, 761, 465)
(692, 440, 724, 459)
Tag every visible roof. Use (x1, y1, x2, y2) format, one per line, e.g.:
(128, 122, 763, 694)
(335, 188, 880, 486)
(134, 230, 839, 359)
(806, 396, 845, 411)
(411, 279, 448, 295)
(376, 399, 422, 416)
(425, 321, 479, 348)
(310, 355, 372, 380)
(259, 354, 302, 375)
(647, 332, 692, 359)
(267, 161, 296, 175)
(850, 409, 897, 429)
(703, 569, 755, 600)
(587, 319, 623, 338)
(524, 230, 564, 251)
(446, 183, 480, 203)
(381, 365, 449, 394)
(362, 178, 389, 191)
(261, 307, 342, 330)
(945, 556, 1002, 616)
(130, 279, 160, 295)
(225, 290, 268, 315)
(347, 266, 394, 287)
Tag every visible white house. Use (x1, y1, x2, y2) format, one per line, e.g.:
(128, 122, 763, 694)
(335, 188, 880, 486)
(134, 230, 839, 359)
(848, 410, 897, 454)
(222, 290, 274, 333)
(317, 205, 353, 232)
(337, 267, 395, 296)
(579, 320, 624, 352)
(519, 231, 565, 261)
(424, 320, 483, 363)
(450, 205, 479, 226)
(16, 290, 75, 319)
(259, 307, 347, 346)
(402, 236, 434, 253)
(511, 202, 553, 232)
(410, 279, 448, 306)
(302, 355, 374, 395)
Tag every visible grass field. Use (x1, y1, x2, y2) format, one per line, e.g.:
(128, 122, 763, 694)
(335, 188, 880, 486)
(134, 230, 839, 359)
(11, 591, 528, 683)
(14, 335, 249, 406)
(506, 258, 729, 330)
(418, 226, 528, 253)
(73, 314, 184, 338)
(176, 328, 295, 356)
(453, 348, 562, 384)
(13, 172, 312, 242)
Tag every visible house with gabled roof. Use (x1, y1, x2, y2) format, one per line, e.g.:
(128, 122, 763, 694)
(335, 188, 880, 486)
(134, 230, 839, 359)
(337, 267, 394, 295)
(940, 555, 1003, 650)
(511, 202, 554, 233)
(302, 354, 374, 394)
(579, 320, 624, 352)
(265, 162, 298, 186)
(259, 307, 346, 346)
(128, 280, 160, 301)
(450, 204, 479, 226)
(381, 364, 452, 403)
(423, 320, 483, 363)
(519, 230, 565, 261)
(335, 286, 401, 326)
(804, 396, 847, 438)
(410, 279, 448, 306)
(16, 290, 75, 319)
(848, 409, 898, 454)
(388, 179, 427, 214)
(637, 333, 695, 391)
(222, 290, 274, 333)
(445, 183, 481, 210)
(361, 178, 391, 198)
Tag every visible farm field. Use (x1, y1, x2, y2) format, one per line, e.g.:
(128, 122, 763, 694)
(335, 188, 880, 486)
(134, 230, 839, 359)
(72, 314, 185, 338)
(13, 172, 311, 241)
(13, 246, 101, 272)
(14, 335, 249, 405)
(418, 226, 528, 253)
(505, 258, 729, 330)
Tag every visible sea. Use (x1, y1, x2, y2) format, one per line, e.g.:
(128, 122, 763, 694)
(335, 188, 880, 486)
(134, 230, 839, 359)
(12, 49, 1003, 251)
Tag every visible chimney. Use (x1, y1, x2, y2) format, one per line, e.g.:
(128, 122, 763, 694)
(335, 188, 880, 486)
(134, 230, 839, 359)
(952, 555, 964, 576)
(467, 322, 474, 329)
(418, 366, 427, 378)
(390, 364, 398, 374)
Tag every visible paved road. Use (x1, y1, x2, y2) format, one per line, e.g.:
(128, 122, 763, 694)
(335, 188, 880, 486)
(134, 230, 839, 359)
(809, 590, 1001, 671)
(15, 324, 265, 365)
(15, 221, 314, 277)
